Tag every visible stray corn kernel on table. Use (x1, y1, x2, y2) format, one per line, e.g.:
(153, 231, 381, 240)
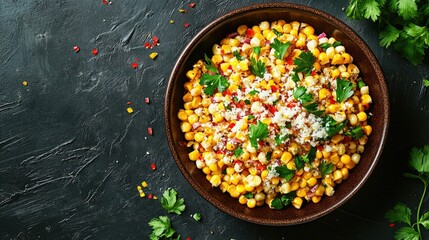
(0, 0, 428, 239)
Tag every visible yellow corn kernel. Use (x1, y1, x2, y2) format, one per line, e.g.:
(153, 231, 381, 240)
(288, 143, 299, 155)
(342, 53, 352, 64)
(361, 94, 372, 105)
(261, 170, 268, 180)
(177, 110, 188, 121)
(316, 150, 323, 159)
(183, 102, 192, 110)
(237, 25, 248, 36)
(186, 70, 196, 80)
(248, 167, 258, 176)
(229, 38, 240, 47)
(247, 198, 256, 208)
(290, 182, 299, 191)
(202, 166, 211, 175)
(183, 93, 192, 102)
(228, 186, 240, 198)
(239, 195, 248, 204)
(341, 167, 349, 180)
(210, 174, 221, 187)
(322, 150, 331, 158)
(271, 177, 280, 185)
(187, 114, 199, 125)
(307, 177, 318, 187)
(347, 63, 359, 74)
(318, 88, 330, 100)
(230, 174, 240, 185)
(340, 154, 351, 165)
(330, 153, 340, 164)
(149, 52, 158, 59)
(295, 39, 306, 49)
(238, 61, 248, 71)
(348, 114, 358, 125)
(325, 186, 335, 196)
(220, 181, 229, 192)
(357, 112, 367, 122)
(292, 197, 303, 209)
(188, 150, 200, 161)
(180, 122, 191, 132)
(318, 52, 329, 65)
(244, 184, 254, 192)
(280, 151, 292, 164)
(208, 163, 219, 172)
(327, 104, 340, 113)
(220, 62, 230, 73)
(333, 170, 343, 181)
(315, 185, 325, 196)
(221, 44, 232, 54)
(331, 134, 343, 144)
(212, 112, 224, 123)
(299, 178, 307, 188)
(236, 184, 246, 194)
(362, 125, 372, 136)
(184, 131, 195, 141)
(194, 132, 204, 142)
(331, 53, 344, 65)
(296, 188, 307, 198)
(326, 47, 335, 59)
(226, 167, 235, 175)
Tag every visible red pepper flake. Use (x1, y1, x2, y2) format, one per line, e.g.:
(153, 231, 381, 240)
(92, 48, 99, 56)
(246, 28, 255, 38)
(102, 0, 110, 4)
(186, 238, 192, 240)
(343, 136, 351, 143)
(148, 193, 153, 199)
(311, 70, 317, 76)
(184, 23, 190, 28)
(286, 57, 293, 65)
(145, 97, 150, 104)
(73, 46, 80, 53)
(317, 145, 324, 151)
(270, 85, 278, 92)
(389, 223, 395, 228)
(328, 96, 336, 104)
(153, 36, 159, 46)
(131, 62, 138, 69)
(148, 127, 153, 135)
(144, 42, 152, 49)
(127, 101, 132, 105)
(150, 163, 156, 171)
(228, 123, 235, 129)
(268, 105, 277, 114)
(189, 3, 196, 8)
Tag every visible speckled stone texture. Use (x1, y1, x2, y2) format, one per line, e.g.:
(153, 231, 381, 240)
(0, 0, 428, 239)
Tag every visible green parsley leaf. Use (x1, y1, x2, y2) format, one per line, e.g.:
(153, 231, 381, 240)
(249, 121, 269, 149)
(248, 115, 255, 120)
(385, 202, 412, 225)
(273, 28, 282, 38)
(275, 165, 295, 181)
(293, 86, 313, 104)
(319, 43, 332, 51)
(272, 99, 280, 105)
(204, 54, 219, 73)
(199, 73, 230, 96)
(270, 197, 284, 210)
(250, 57, 266, 78)
(148, 215, 177, 240)
(292, 72, 300, 82)
(394, 27, 427, 65)
(419, 211, 429, 229)
(336, 78, 354, 102)
(304, 102, 324, 116)
(271, 192, 295, 209)
(380, 24, 401, 48)
(394, 226, 419, 240)
(322, 115, 348, 138)
(320, 160, 334, 177)
(397, 0, 418, 21)
(294, 147, 317, 170)
(294, 156, 306, 170)
(253, 46, 261, 56)
(249, 90, 259, 96)
(266, 151, 273, 161)
(424, 79, 429, 87)
(275, 134, 289, 146)
(233, 50, 245, 60)
(409, 145, 429, 174)
(363, 0, 381, 22)
(293, 51, 315, 76)
(244, 192, 254, 199)
(332, 41, 342, 47)
(234, 146, 244, 158)
(244, 99, 251, 105)
(357, 79, 367, 89)
(192, 213, 202, 222)
(270, 38, 290, 60)
(346, 0, 365, 20)
(345, 126, 365, 139)
(161, 188, 186, 215)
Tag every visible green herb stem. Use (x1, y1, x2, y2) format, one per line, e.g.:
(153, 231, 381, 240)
(416, 178, 428, 240)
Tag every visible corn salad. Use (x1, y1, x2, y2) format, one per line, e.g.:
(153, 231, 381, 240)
(178, 20, 373, 209)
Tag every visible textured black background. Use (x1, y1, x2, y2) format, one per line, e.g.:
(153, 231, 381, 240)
(1, 0, 429, 239)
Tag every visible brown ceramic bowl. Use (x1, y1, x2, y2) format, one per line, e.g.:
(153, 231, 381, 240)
(164, 3, 389, 225)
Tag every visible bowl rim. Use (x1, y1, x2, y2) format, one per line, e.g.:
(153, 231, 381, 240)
(164, 2, 390, 225)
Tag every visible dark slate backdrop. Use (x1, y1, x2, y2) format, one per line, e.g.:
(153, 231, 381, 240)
(1, 0, 428, 239)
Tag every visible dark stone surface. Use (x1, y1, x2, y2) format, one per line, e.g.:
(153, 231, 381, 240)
(0, 0, 428, 239)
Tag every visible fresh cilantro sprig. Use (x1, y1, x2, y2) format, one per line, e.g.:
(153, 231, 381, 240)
(161, 188, 186, 215)
(423, 79, 429, 88)
(148, 216, 180, 240)
(293, 51, 316, 76)
(275, 134, 290, 146)
(293, 86, 324, 116)
(385, 145, 429, 240)
(345, 126, 364, 139)
(294, 147, 317, 170)
(199, 55, 230, 96)
(320, 160, 334, 177)
(336, 78, 354, 103)
(275, 165, 295, 181)
(250, 57, 266, 78)
(249, 121, 269, 149)
(234, 146, 244, 158)
(270, 38, 290, 60)
(233, 50, 245, 60)
(346, 0, 429, 65)
(270, 192, 296, 210)
(322, 115, 348, 139)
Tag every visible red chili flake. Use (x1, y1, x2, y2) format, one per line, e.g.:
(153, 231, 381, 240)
(189, 3, 196, 8)
(184, 23, 190, 28)
(148, 193, 153, 199)
(268, 105, 277, 114)
(270, 85, 278, 92)
(228, 123, 235, 129)
(389, 223, 395, 228)
(186, 238, 192, 240)
(145, 97, 150, 104)
(246, 28, 255, 38)
(286, 57, 293, 65)
(92, 48, 99, 56)
(127, 101, 132, 105)
(148, 127, 153, 136)
(343, 136, 351, 143)
(102, 0, 108, 4)
(150, 163, 156, 171)
(328, 96, 336, 104)
(73, 46, 80, 53)
(311, 70, 317, 76)
(144, 42, 152, 49)
(317, 145, 324, 151)
(153, 36, 159, 46)
(131, 62, 138, 69)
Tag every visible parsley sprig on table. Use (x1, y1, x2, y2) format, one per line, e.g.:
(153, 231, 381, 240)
(199, 55, 230, 96)
(270, 38, 290, 60)
(346, 0, 429, 65)
(149, 216, 180, 240)
(249, 121, 269, 149)
(385, 145, 429, 240)
(161, 188, 186, 215)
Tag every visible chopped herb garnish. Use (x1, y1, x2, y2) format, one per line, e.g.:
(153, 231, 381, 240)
(204, 54, 218, 73)
(249, 90, 259, 96)
(148, 215, 178, 240)
(333, 41, 342, 47)
(293, 86, 323, 115)
(294, 147, 317, 170)
(346, 126, 365, 139)
(320, 160, 334, 177)
(357, 79, 366, 89)
(292, 72, 300, 82)
(319, 43, 332, 51)
(234, 146, 244, 158)
(275, 134, 289, 146)
(249, 121, 269, 149)
(293, 51, 315, 76)
(248, 115, 255, 120)
(322, 115, 348, 138)
(266, 151, 273, 161)
(199, 73, 230, 96)
(272, 99, 280, 105)
(253, 46, 261, 56)
(233, 96, 239, 102)
(244, 99, 251, 105)
(244, 192, 254, 199)
(273, 28, 282, 38)
(271, 192, 295, 209)
(270, 38, 290, 60)
(250, 57, 266, 78)
(424, 79, 429, 88)
(275, 165, 295, 181)
(192, 213, 202, 222)
(233, 50, 245, 60)
(336, 78, 354, 102)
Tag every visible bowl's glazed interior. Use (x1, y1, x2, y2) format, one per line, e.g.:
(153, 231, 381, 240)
(165, 3, 389, 225)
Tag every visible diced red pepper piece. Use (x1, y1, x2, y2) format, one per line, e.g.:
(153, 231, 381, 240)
(145, 97, 150, 104)
(246, 28, 254, 38)
(268, 105, 277, 114)
(131, 62, 138, 69)
(286, 57, 293, 65)
(148, 127, 153, 135)
(148, 193, 153, 199)
(311, 70, 316, 76)
(328, 96, 336, 104)
(150, 163, 156, 171)
(184, 23, 190, 28)
(144, 42, 152, 49)
(73, 46, 80, 53)
(228, 123, 235, 129)
(270, 85, 278, 92)
(189, 3, 196, 8)
(91, 48, 99, 56)
(317, 145, 324, 151)
(153, 36, 159, 46)
(343, 136, 351, 143)
(389, 223, 395, 228)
